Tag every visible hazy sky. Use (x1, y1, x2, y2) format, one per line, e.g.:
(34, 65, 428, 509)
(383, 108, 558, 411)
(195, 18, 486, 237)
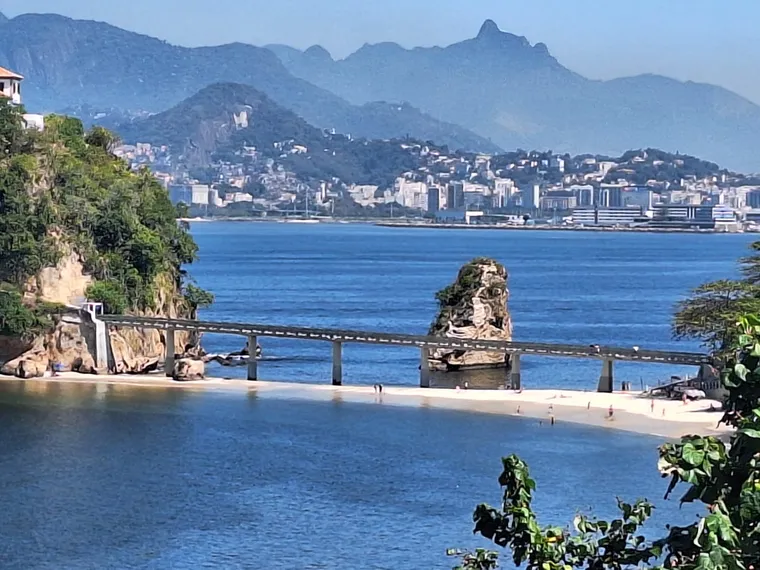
(4, 0, 759, 104)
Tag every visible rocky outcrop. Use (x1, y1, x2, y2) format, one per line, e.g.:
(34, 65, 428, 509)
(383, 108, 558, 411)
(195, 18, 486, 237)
(428, 258, 512, 371)
(172, 358, 205, 381)
(0, 255, 201, 379)
(23, 248, 92, 305)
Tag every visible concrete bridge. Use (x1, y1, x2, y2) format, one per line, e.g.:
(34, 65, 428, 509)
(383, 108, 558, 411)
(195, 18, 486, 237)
(97, 314, 712, 392)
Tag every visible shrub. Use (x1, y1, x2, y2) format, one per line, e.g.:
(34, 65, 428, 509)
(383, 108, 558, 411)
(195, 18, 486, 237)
(85, 280, 129, 315)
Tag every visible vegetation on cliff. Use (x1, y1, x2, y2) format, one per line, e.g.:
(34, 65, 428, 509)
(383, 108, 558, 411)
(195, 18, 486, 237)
(453, 314, 760, 570)
(0, 100, 208, 337)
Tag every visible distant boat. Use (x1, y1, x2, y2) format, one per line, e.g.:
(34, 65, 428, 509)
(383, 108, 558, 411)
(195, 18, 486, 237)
(284, 219, 319, 224)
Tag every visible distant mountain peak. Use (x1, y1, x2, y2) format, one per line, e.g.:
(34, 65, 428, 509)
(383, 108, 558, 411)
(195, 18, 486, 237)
(304, 44, 332, 62)
(477, 19, 501, 38)
(473, 19, 531, 50)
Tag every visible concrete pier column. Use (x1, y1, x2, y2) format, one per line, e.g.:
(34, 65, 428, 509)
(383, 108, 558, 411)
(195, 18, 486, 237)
(94, 319, 109, 372)
(509, 353, 521, 390)
(247, 335, 258, 381)
(420, 346, 430, 388)
(597, 358, 614, 393)
(164, 328, 176, 377)
(332, 341, 342, 386)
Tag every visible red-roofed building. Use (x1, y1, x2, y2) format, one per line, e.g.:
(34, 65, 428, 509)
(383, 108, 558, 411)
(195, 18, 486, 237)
(0, 66, 23, 105)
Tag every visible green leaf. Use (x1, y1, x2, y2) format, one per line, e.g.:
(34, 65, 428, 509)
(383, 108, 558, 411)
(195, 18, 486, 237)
(740, 428, 760, 439)
(683, 444, 706, 467)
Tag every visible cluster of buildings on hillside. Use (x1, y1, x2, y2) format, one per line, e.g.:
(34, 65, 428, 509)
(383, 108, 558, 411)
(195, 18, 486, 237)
(124, 134, 760, 230)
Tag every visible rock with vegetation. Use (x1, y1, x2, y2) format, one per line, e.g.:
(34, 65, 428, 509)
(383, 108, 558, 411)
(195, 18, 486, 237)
(428, 258, 512, 371)
(0, 101, 212, 378)
(451, 313, 760, 570)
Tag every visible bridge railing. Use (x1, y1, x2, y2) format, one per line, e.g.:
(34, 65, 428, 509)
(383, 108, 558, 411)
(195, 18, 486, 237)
(97, 315, 711, 392)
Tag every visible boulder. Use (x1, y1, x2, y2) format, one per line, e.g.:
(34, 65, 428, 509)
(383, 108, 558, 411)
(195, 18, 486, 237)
(172, 358, 205, 381)
(1, 357, 48, 379)
(428, 257, 512, 371)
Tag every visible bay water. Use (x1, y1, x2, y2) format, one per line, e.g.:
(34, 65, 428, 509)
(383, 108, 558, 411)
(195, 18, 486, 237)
(0, 223, 752, 569)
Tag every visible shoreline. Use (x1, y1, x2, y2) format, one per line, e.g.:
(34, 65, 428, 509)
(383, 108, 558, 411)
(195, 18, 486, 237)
(1, 373, 729, 439)
(177, 217, 751, 235)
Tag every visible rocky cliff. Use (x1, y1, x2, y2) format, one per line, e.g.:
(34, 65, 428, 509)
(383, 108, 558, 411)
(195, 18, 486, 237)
(0, 241, 198, 379)
(428, 258, 512, 371)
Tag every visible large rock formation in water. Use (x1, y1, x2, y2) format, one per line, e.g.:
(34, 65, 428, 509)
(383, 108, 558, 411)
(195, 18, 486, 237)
(428, 258, 512, 371)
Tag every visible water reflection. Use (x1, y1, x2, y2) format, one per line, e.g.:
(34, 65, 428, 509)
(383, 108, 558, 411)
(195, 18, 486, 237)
(429, 368, 510, 389)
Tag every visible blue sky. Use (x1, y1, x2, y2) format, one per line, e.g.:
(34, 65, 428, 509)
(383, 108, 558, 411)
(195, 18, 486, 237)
(3, 0, 758, 104)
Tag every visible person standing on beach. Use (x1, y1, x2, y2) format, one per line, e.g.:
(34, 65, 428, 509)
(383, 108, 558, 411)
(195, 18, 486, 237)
(608, 405, 614, 419)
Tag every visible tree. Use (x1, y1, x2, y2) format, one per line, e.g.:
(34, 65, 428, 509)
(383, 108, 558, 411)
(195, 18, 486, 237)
(85, 126, 120, 153)
(452, 314, 760, 570)
(85, 280, 128, 314)
(183, 283, 214, 318)
(674, 240, 760, 354)
(673, 280, 760, 354)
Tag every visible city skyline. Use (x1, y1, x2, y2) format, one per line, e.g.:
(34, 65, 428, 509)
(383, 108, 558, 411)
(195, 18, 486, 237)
(3, 0, 760, 105)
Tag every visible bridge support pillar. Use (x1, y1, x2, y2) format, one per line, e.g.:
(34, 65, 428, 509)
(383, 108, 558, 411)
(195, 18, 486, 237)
(332, 341, 342, 386)
(420, 346, 430, 388)
(509, 353, 521, 390)
(597, 358, 614, 393)
(164, 328, 176, 377)
(247, 335, 258, 381)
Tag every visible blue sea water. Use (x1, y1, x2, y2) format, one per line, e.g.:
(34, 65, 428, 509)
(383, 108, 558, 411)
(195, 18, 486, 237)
(192, 223, 754, 388)
(0, 223, 751, 569)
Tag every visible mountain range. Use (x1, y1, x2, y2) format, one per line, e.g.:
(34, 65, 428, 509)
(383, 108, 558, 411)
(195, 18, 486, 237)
(2, 12, 760, 170)
(268, 20, 760, 172)
(0, 12, 496, 153)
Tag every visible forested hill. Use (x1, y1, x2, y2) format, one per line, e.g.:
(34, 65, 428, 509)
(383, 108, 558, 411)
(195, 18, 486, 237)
(0, 100, 203, 338)
(118, 83, 430, 188)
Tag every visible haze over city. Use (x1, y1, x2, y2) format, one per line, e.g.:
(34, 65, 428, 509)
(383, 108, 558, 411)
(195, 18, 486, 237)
(4, 0, 760, 104)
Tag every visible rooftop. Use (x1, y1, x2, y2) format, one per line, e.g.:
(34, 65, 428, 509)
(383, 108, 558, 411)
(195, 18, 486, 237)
(0, 66, 23, 80)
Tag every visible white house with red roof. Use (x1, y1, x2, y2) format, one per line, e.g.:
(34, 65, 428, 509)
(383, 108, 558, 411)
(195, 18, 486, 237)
(0, 65, 23, 105)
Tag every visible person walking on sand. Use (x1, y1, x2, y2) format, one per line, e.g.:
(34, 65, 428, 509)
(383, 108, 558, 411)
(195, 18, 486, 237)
(378, 384, 383, 394)
(650, 399, 655, 413)
(608, 404, 614, 419)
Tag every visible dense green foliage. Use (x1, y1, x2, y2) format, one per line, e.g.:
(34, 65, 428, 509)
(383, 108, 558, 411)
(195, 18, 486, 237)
(0, 288, 47, 338)
(431, 257, 502, 333)
(454, 314, 760, 569)
(0, 100, 207, 336)
(674, 242, 760, 353)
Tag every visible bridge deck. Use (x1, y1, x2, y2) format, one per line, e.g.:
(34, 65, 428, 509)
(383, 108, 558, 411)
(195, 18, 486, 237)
(100, 315, 710, 366)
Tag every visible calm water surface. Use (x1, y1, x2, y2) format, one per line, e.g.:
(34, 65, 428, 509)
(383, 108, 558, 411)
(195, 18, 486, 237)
(0, 381, 701, 569)
(193, 223, 754, 388)
(0, 224, 750, 569)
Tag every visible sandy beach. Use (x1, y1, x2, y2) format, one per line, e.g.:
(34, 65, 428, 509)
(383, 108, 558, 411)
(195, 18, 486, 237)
(0, 372, 729, 439)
